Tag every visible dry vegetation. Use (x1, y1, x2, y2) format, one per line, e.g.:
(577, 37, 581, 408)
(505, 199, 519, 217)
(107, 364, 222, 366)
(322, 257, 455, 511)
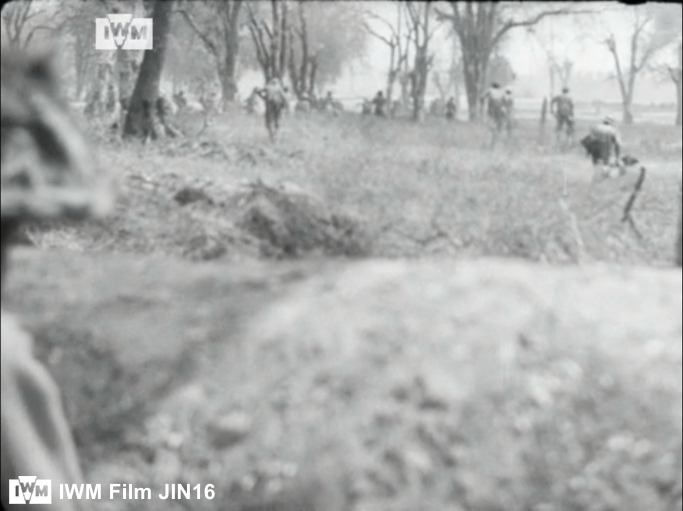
(7, 108, 682, 511)
(26, 108, 682, 266)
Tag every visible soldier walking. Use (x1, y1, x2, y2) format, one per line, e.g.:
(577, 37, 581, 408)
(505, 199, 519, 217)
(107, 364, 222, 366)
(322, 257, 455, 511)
(550, 87, 575, 146)
(445, 97, 457, 121)
(256, 78, 287, 142)
(372, 90, 387, 118)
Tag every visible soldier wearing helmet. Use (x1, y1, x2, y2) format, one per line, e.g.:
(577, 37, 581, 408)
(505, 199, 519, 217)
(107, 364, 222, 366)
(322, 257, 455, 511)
(372, 90, 387, 117)
(2, 47, 109, 510)
(580, 116, 624, 178)
(256, 77, 287, 141)
(481, 82, 508, 133)
(550, 86, 575, 141)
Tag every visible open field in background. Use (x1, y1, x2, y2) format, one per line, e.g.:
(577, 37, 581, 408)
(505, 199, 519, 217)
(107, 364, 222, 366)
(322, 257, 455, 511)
(29, 107, 682, 267)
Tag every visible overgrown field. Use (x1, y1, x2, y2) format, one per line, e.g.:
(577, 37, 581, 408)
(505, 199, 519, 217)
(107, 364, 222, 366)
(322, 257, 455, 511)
(6, 109, 682, 511)
(26, 108, 682, 266)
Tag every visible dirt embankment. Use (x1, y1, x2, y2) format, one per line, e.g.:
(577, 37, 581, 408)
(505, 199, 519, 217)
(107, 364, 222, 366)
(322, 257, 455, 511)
(5, 251, 682, 511)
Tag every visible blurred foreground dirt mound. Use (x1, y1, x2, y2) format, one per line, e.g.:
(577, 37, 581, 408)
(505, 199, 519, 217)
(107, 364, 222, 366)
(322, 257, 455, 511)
(5, 251, 682, 511)
(236, 181, 372, 259)
(24, 177, 373, 263)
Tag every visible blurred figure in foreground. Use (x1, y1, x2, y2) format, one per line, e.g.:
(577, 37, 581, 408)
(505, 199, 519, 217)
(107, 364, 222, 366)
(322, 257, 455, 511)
(1, 47, 111, 510)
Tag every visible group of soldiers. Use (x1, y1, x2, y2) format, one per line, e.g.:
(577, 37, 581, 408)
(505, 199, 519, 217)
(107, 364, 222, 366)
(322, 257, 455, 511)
(479, 81, 624, 173)
(547, 85, 624, 174)
(245, 80, 346, 140)
(361, 91, 403, 118)
(0, 43, 660, 511)
(362, 92, 458, 120)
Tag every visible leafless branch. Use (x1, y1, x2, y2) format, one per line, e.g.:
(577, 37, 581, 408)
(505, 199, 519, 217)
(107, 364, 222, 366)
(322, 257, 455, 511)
(492, 7, 593, 49)
(625, 214, 644, 241)
(177, 9, 220, 58)
(364, 9, 398, 38)
(363, 21, 394, 47)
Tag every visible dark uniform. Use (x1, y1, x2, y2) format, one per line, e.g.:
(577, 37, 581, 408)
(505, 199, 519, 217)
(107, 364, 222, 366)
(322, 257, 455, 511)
(481, 83, 508, 132)
(581, 117, 623, 176)
(372, 91, 387, 117)
(445, 97, 457, 121)
(551, 88, 575, 139)
(257, 78, 287, 141)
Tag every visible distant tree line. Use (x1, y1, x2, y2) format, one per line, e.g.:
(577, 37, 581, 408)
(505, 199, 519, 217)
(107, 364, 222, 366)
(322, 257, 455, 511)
(1, 0, 680, 126)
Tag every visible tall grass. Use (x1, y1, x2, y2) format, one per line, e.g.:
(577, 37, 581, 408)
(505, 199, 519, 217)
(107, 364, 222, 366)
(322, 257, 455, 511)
(31, 108, 682, 266)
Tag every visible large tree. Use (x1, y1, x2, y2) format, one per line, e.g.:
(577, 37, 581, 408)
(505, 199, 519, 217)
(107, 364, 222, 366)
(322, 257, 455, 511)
(363, 3, 411, 106)
(177, 0, 243, 108)
(666, 41, 682, 127)
(246, 0, 289, 82)
(653, 4, 682, 126)
(603, 5, 670, 124)
(436, 2, 583, 121)
(123, 0, 173, 140)
(529, 18, 577, 99)
(0, 0, 51, 49)
(288, 1, 365, 99)
(405, 1, 436, 122)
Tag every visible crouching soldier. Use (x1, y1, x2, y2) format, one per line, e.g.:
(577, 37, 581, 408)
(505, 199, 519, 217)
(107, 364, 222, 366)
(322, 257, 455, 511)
(580, 116, 624, 178)
(1, 48, 111, 510)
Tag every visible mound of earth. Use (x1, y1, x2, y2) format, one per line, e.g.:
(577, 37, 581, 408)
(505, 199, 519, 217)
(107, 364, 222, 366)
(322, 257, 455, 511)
(237, 181, 372, 259)
(6, 251, 681, 511)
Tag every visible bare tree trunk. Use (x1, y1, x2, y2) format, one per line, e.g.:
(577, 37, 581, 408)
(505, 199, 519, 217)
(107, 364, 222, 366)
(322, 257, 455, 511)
(463, 51, 483, 121)
(123, 0, 173, 140)
(622, 100, 634, 125)
(218, 69, 236, 108)
(84, 51, 116, 122)
(116, 49, 140, 104)
(218, 41, 238, 108)
(406, 2, 432, 122)
(220, 3, 241, 106)
(308, 58, 318, 97)
(73, 30, 93, 101)
(247, 0, 288, 82)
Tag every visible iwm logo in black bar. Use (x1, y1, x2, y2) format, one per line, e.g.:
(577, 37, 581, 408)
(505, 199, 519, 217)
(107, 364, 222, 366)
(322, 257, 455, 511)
(8, 476, 52, 505)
